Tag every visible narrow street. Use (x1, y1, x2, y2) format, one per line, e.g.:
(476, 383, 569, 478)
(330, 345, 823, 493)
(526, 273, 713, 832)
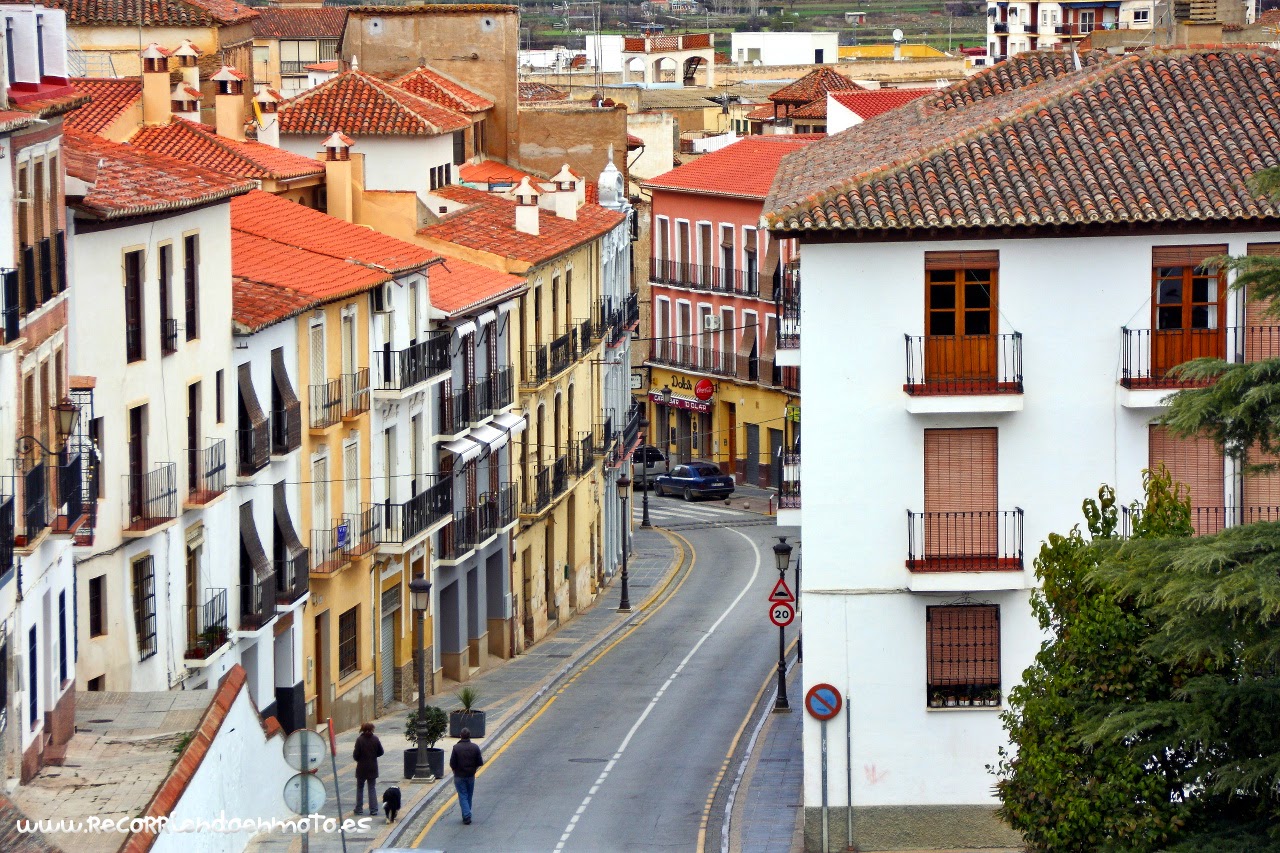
(412, 495, 798, 852)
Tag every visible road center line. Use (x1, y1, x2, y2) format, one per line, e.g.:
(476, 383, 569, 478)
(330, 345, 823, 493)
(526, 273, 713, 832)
(552, 527, 762, 853)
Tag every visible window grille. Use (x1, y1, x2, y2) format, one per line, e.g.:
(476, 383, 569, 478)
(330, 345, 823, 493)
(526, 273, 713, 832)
(132, 556, 157, 660)
(338, 606, 358, 679)
(925, 604, 999, 704)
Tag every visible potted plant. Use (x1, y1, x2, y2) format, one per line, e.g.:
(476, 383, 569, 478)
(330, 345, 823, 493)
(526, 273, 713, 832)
(944, 694, 958, 708)
(983, 689, 1001, 707)
(928, 691, 944, 708)
(957, 694, 972, 707)
(404, 705, 447, 780)
(449, 686, 486, 738)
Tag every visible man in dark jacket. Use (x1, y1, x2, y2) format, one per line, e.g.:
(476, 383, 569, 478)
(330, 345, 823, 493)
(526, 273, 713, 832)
(449, 728, 484, 824)
(352, 722, 384, 816)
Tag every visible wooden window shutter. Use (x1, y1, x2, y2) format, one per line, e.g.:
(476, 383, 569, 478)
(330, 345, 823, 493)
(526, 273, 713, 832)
(735, 324, 756, 380)
(237, 364, 268, 429)
(1246, 244, 1280, 362)
(309, 324, 325, 388)
(924, 428, 997, 557)
(927, 605, 1000, 688)
(1148, 424, 1224, 532)
(1150, 244, 1228, 268)
(271, 349, 301, 449)
(239, 501, 271, 581)
(344, 442, 359, 516)
(924, 250, 999, 270)
(1242, 446, 1280, 515)
(273, 481, 305, 556)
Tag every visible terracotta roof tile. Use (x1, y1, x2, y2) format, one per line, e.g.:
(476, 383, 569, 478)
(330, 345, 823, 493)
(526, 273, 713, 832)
(305, 60, 339, 72)
(64, 128, 253, 219)
(130, 117, 325, 180)
(233, 189, 438, 275)
(745, 103, 776, 121)
(394, 66, 494, 113)
(232, 275, 317, 331)
(932, 49, 1112, 111)
(420, 184, 624, 268)
(68, 0, 257, 27)
(251, 7, 346, 39)
(829, 88, 932, 121)
(64, 77, 141, 133)
(0, 109, 35, 133)
(644, 136, 820, 199)
(518, 81, 568, 102)
(233, 230, 389, 303)
(344, 4, 516, 15)
(458, 159, 534, 188)
(787, 98, 827, 120)
(278, 69, 471, 136)
(768, 67, 862, 105)
(429, 256, 525, 316)
(765, 48, 1280, 234)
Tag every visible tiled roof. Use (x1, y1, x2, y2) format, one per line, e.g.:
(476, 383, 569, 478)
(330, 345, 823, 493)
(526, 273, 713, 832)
(251, 7, 346, 39)
(64, 128, 254, 220)
(0, 110, 35, 133)
(764, 48, 1280, 235)
(233, 189, 438, 275)
(769, 67, 862, 105)
(746, 103, 777, 121)
(458, 159, 534, 187)
(829, 88, 932, 121)
(645, 136, 820, 199)
(1257, 8, 1280, 28)
(344, 4, 516, 15)
(9, 82, 91, 119)
(518, 81, 568, 102)
(277, 69, 471, 136)
(64, 77, 141, 133)
(788, 98, 827, 120)
(232, 275, 317, 331)
(130, 117, 325, 180)
(420, 184, 625, 268)
(305, 61, 339, 72)
(68, 0, 258, 27)
(234, 230, 389, 303)
(394, 66, 494, 113)
(429, 256, 525, 316)
(932, 49, 1112, 111)
(626, 132, 643, 149)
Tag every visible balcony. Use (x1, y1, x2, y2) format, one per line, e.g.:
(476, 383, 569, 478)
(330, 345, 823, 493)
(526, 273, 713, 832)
(161, 318, 178, 356)
(1055, 22, 1095, 36)
(184, 588, 229, 660)
(522, 329, 577, 389)
(3, 268, 18, 344)
(271, 404, 302, 456)
(776, 267, 800, 365)
(609, 403, 644, 468)
(906, 509, 1025, 590)
(521, 464, 553, 516)
(779, 451, 800, 510)
(1122, 504, 1280, 538)
(186, 438, 227, 505)
(650, 258, 760, 297)
(1116, 326, 1274, 407)
(439, 380, 472, 436)
(575, 432, 595, 477)
(490, 366, 514, 411)
(373, 334, 450, 396)
(237, 421, 271, 478)
(993, 21, 1009, 32)
(310, 523, 352, 574)
(309, 379, 342, 430)
(437, 507, 479, 561)
(478, 484, 517, 539)
(124, 462, 178, 533)
(649, 339, 737, 378)
(275, 551, 309, 606)
(341, 368, 370, 419)
(1, 494, 13, 579)
(371, 477, 453, 549)
(903, 334, 1024, 414)
(239, 567, 277, 631)
(602, 292, 641, 348)
(474, 374, 493, 421)
(345, 505, 381, 559)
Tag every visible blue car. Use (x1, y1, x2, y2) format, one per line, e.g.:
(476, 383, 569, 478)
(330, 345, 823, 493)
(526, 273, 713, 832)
(654, 462, 736, 501)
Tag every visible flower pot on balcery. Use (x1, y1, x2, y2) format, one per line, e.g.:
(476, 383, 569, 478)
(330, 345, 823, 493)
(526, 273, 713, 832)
(404, 705, 447, 779)
(448, 686, 486, 738)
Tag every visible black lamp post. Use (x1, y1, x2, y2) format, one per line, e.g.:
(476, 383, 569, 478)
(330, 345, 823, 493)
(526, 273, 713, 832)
(617, 473, 632, 612)
(639, 414, 652, 528)
(661, 384, 673, 462)
(772, 537, 793, 711)
(409, 576, 432, 778)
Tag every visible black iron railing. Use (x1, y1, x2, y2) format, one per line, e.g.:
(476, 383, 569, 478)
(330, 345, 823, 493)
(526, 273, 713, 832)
(20, 246, 35, 316)
(904, 333, 1024, 395)
(778, 267, 799, 349)
(906, 509, 1024, 572)
(272, 404, 301, 455)
(341, 368, 370, 417)
(0, 494, 13, 579)
(780, 451, 800, 509)
(161, 318, 178, 355)
(239, 568, 277, 630)
(2, 268, 18, 343)
(438, 507, 479, 560)
(187, 439, 227, 502)
(345, 505, 381, 558)
(1121, 504, 1280, 538)
(474, 374, 493, 421)
(551, 454, 569, 500)
(310, 523, 352, 574)
(310, 379, 342, 429)
(650, 258, 760, 296)
(185, 588, 229, 659)
(549, 330, 574, 376)
(374, 335, 450, 392)
(237, 421, 270, 477)
(576, 432, 595, 476)
(521, 464, 552, 515)
(439, 381, 472, 435)
(491, 365, 514, 410)
(650, 339, 737, 377)
(125, 463, 178, 531)
(23, 459, 50, 539)
(1120, 326, 1230, 388)
(373, 477, 453, 544)
(276, 551, 309, 604)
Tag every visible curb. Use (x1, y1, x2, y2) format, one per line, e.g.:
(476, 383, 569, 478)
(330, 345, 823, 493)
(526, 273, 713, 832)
(384, 528, 690, 848)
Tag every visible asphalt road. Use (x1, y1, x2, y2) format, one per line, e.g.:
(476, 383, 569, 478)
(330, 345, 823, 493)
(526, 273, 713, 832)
(415, 495, 798, 852)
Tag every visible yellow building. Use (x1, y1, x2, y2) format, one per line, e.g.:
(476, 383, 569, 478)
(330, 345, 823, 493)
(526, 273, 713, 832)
(838, 43, 948, 60)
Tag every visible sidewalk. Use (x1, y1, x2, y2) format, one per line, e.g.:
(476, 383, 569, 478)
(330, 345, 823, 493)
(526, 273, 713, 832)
(246, 524, 682, 853)
(729, 661, 805, 853)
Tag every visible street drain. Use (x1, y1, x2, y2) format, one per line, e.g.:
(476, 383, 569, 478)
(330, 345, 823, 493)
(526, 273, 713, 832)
(568, 758, 608, 763)
(88, 719, 113, 724)
(544, 653, 573, 658)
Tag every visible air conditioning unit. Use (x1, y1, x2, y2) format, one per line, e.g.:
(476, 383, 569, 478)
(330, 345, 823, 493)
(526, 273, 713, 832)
(371, 283, 393, 313)
(702, 314, 722, 331)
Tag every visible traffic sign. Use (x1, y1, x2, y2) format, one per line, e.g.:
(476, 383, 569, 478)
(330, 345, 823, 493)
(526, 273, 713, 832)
(282, 728, 326, 772)
(283, 772, 327, 815)
(769, 601, 795, 627)
(805, 683, 842, 721)
(769, 577, 795, 603)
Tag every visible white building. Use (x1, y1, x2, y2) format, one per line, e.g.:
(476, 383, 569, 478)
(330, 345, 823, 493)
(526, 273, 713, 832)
(763, 48, 1280, 850)
(985, 0, 1156, 57)
(730, 32, 839, 66)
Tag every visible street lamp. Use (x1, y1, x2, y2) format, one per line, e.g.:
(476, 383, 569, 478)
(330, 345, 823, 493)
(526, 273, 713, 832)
(409, 576, 432, 779)
(639, 413, 652, 528)
(772, 537, 793, 711)
(617, 473, 632, 612)
(660, 385, 673, 462)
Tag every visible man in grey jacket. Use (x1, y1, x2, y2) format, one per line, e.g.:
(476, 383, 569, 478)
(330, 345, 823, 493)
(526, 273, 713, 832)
(449, 728, 484, 825)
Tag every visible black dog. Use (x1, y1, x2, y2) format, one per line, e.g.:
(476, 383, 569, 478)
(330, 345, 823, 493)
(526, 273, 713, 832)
(382, 785, 401, 822)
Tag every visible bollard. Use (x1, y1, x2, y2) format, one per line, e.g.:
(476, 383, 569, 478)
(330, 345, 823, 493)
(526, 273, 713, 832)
(768, 495, 775, 515)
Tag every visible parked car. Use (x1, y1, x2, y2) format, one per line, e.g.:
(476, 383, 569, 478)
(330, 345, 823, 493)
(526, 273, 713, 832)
(654, 461, 736, 501)
(630, 445, 669, 488)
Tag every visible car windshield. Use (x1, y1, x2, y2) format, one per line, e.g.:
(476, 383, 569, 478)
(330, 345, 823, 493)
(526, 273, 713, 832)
(690, 464, 721, 477)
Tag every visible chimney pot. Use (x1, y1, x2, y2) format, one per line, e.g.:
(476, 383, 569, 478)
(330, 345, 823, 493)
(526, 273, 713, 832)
(513, 176, 540, 235)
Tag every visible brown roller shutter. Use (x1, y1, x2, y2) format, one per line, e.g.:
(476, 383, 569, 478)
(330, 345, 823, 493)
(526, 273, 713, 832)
(238, 364, 268, 428)
(1245, 244, 1280, 362)
(271, 349, 302, 450)
(924, 250, 999, 270)
(761, 240, 781, 300)
(1151, 244, 1228, 268)
(1242, 446, 1280, 521)
(240, 501, 272, 582)
(926, 604, 1000, 689)
(924, 428, 997, 558)
(735, 324, 756, 380)
(274, 481, 306, 557)
(1149, 425, 1224, 533)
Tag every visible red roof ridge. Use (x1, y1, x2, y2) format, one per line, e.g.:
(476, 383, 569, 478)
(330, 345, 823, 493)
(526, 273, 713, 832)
(279, 69, 471, 136)
(393, 65, 495, 113)
(129, 116, 325, 180)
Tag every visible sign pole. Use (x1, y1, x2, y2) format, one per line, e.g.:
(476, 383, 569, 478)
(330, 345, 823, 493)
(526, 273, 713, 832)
(804, 683, 844, 852)
(300, 734, 311, 853)
(327, 719, 349, 853)
(846, 687, 853, 851)
(821, 718, 829, 853)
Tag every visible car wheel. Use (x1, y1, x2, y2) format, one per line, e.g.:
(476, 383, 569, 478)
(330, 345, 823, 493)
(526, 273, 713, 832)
(684, 488, 695, 502)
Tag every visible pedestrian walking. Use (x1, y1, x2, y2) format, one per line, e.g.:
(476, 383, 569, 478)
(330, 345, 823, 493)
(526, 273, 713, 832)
(449, 727, 484, 825)
(352, 722, 384, 816)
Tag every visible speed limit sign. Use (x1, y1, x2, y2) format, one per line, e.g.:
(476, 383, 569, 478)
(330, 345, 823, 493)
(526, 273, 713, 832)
(769, 601, 795, 627)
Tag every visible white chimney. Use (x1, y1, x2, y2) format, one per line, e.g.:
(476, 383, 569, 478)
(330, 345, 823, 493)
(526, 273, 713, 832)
(174, 39, 201, 91)
(140, 43, 171, 126)
(513, 176, 540, 236)
(254, 88, 281, 148)
(211, 65, 247, 141)
(171, 83, 201, 123)
(551, 163, 577, 221)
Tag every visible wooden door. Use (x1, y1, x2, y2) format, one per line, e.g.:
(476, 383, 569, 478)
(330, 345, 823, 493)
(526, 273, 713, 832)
(725, 403, 737, 475)
(923, 428, 998, 561)
(1152, 263, 1226, 379)
(186, 545, 198, 647)
(924, 268, 997, 385)
(128, 406, 144, 520)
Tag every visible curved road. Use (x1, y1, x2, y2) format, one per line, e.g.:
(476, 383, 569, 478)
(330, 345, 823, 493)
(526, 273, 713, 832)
(414, 497, 798, 852)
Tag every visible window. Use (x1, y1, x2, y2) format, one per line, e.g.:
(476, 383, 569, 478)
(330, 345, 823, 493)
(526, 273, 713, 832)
(923, 251, 1000, 384)
(654, 216, 669, 266)
(430, 164, 450, 190)
(124, 250, 144, 362)
(184, 234, 199, 341)
(132, 555, 157, 660)
(1133, 8, 1149, 23)
(313, 456, 329, 523)
(453, 130, 466, 165)
(89, 575, 106, 637)
(89, 417, 104, 488)
(916, 427, 1003, 569)
(159, 243, 175, 355)
(28, 626, 37, 728)
(87, 675, 104, 692)
(215, 369, 225, 423)
(926, 604, 1000, 706)
(58, 590, 67, 683)
(1149, 425, 1225, 534)
(1150, 246, 1227, 379)
(344, 439, 359, 517)
(338, 606, 358, 679)
(473, 119, 485, 156)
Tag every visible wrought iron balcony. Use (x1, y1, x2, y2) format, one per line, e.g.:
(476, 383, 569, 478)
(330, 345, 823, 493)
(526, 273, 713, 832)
(1121, 504, 1280, 538)
(906, 509, 1024, 572)
(1118, 326, 1280, 389)
(650, 258, 760, 297)
(371, 477, 453, 545)
(474, 374, 493, 421)
(124, 462, 178, 532)
(490, 366, 514, 410)
(649, 339, 737, 377)
(184, 588, 229, 659)
(341, 368, 370, 418)
(904, 333, 1024, 395)
(310, 523, 352, 574)
(0, 494, 13, 580)
(187, 438, 227, 504)
(778, 267, 799, 349)
(576, 432, 595, 477)
(237, 421, 271, 477)
(374, 334, 450, 393)
(239, 568, 277, 630)
(345, 505, 381, 559)
(309, 379, 342, 430)
(271, 404, 302, 455)
(780, 451, 800, 509)
(161, 318, 179, 356)
(439, 380, 472, 435)
(521, 464, 553, 515)
(275, 551, 309, 605)
(477, 483, 517, 538)
(438, 507, 479, 560)
(551, 454, 569, 500)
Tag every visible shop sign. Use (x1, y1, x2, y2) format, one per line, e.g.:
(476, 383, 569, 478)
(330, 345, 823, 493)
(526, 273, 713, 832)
(649, 390, 711, 413)
(785, 404, 801, 423)
(694, 378, 715, 402)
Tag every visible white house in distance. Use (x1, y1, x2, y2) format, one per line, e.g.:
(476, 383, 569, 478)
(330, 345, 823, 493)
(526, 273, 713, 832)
(730, 32, 839, 66)
(764, 48, 1280, 851)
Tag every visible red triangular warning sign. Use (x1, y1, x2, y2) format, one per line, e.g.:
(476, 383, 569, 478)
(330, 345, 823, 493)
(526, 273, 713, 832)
(769, 577, 795, 602)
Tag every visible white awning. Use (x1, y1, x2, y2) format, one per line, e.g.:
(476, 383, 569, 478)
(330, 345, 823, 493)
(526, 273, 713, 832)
(442, 436, 483, 463)
(469, 424, 507, 451)
(492, 412, 526, 436)
(453, 320, 477, 339)
(477, 310, 497, 329)
(497, 299, 517, 316)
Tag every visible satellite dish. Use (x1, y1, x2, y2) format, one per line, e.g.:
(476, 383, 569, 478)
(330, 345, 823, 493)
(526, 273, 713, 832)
(892, 28, 904, 42)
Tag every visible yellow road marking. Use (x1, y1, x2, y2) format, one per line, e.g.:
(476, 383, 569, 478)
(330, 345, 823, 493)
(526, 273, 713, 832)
(411, 529, 695, 846)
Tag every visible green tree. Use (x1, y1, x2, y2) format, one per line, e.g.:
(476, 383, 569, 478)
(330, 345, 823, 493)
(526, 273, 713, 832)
(993, 470, 1193, 852)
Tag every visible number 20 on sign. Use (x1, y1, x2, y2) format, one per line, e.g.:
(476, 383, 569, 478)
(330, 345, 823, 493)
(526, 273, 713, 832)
(770, 601, 795, 627)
